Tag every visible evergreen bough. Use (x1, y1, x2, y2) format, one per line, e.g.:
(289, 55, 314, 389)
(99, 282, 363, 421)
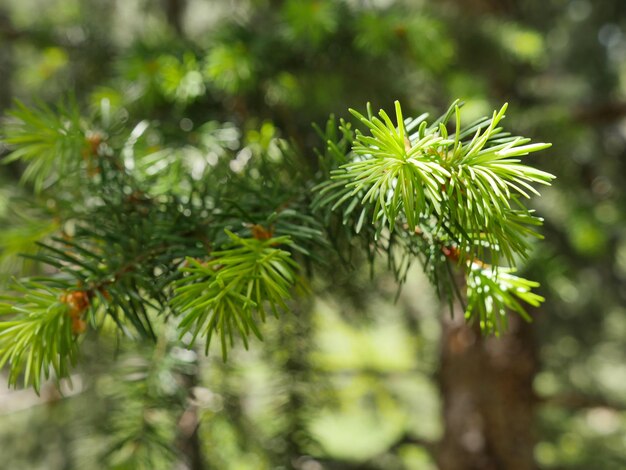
(0, 98, 553, 392)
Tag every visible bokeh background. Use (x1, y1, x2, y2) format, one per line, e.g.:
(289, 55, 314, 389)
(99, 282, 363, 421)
(0, 0, 625, 469)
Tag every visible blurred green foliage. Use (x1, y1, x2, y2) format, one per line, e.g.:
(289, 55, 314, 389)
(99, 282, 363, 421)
(0, 0, 625, 469)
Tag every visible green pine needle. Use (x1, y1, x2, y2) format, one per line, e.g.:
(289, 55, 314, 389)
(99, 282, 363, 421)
(465, 265, 544, 335)
(2, 99, 85, 192)
(314, 100, 554, 327)
(0, 280, 80, 392)
(171, 230, 298, 360)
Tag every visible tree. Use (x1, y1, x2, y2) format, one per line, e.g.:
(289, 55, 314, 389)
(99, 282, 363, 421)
(0, 88, 552, 468)
(2, 1, 625, 469)
(0, 95, 552, 384)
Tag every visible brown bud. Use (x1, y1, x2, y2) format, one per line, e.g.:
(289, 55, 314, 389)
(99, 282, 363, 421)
(71, 317, 87, 335)
(251, 224, 273, 240)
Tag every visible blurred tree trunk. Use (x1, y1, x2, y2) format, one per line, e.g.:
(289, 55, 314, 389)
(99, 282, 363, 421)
(437, 301, 538, 470)
(175, 343, 205, 470)
(163, 0, 186, 36)
(176, 388, 205, 470)
(0, 9, 14, 111)
(273, 299, 316, 469)
(0, 7, 20, 181)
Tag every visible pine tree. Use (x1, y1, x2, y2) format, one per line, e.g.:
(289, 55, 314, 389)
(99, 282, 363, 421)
(0, 3, 565, 468)
(5, 0, 626, 467)
(0, 96, 552, 393)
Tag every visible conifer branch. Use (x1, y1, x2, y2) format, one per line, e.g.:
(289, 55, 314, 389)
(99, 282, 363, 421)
(0, 280, 81, 392)
(172, 230, 299, 359)
(0, 97, 554, 390)
(2, 99, 84, 192)
(313, 100, 554, 333)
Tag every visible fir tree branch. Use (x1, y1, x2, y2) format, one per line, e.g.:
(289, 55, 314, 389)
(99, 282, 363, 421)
(0, 280, 81, 392)
(171, 230, 299, 359)
(0, 97, 555, 391)
(2, 99, 85, 193)
(314, 100, 554, 333)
